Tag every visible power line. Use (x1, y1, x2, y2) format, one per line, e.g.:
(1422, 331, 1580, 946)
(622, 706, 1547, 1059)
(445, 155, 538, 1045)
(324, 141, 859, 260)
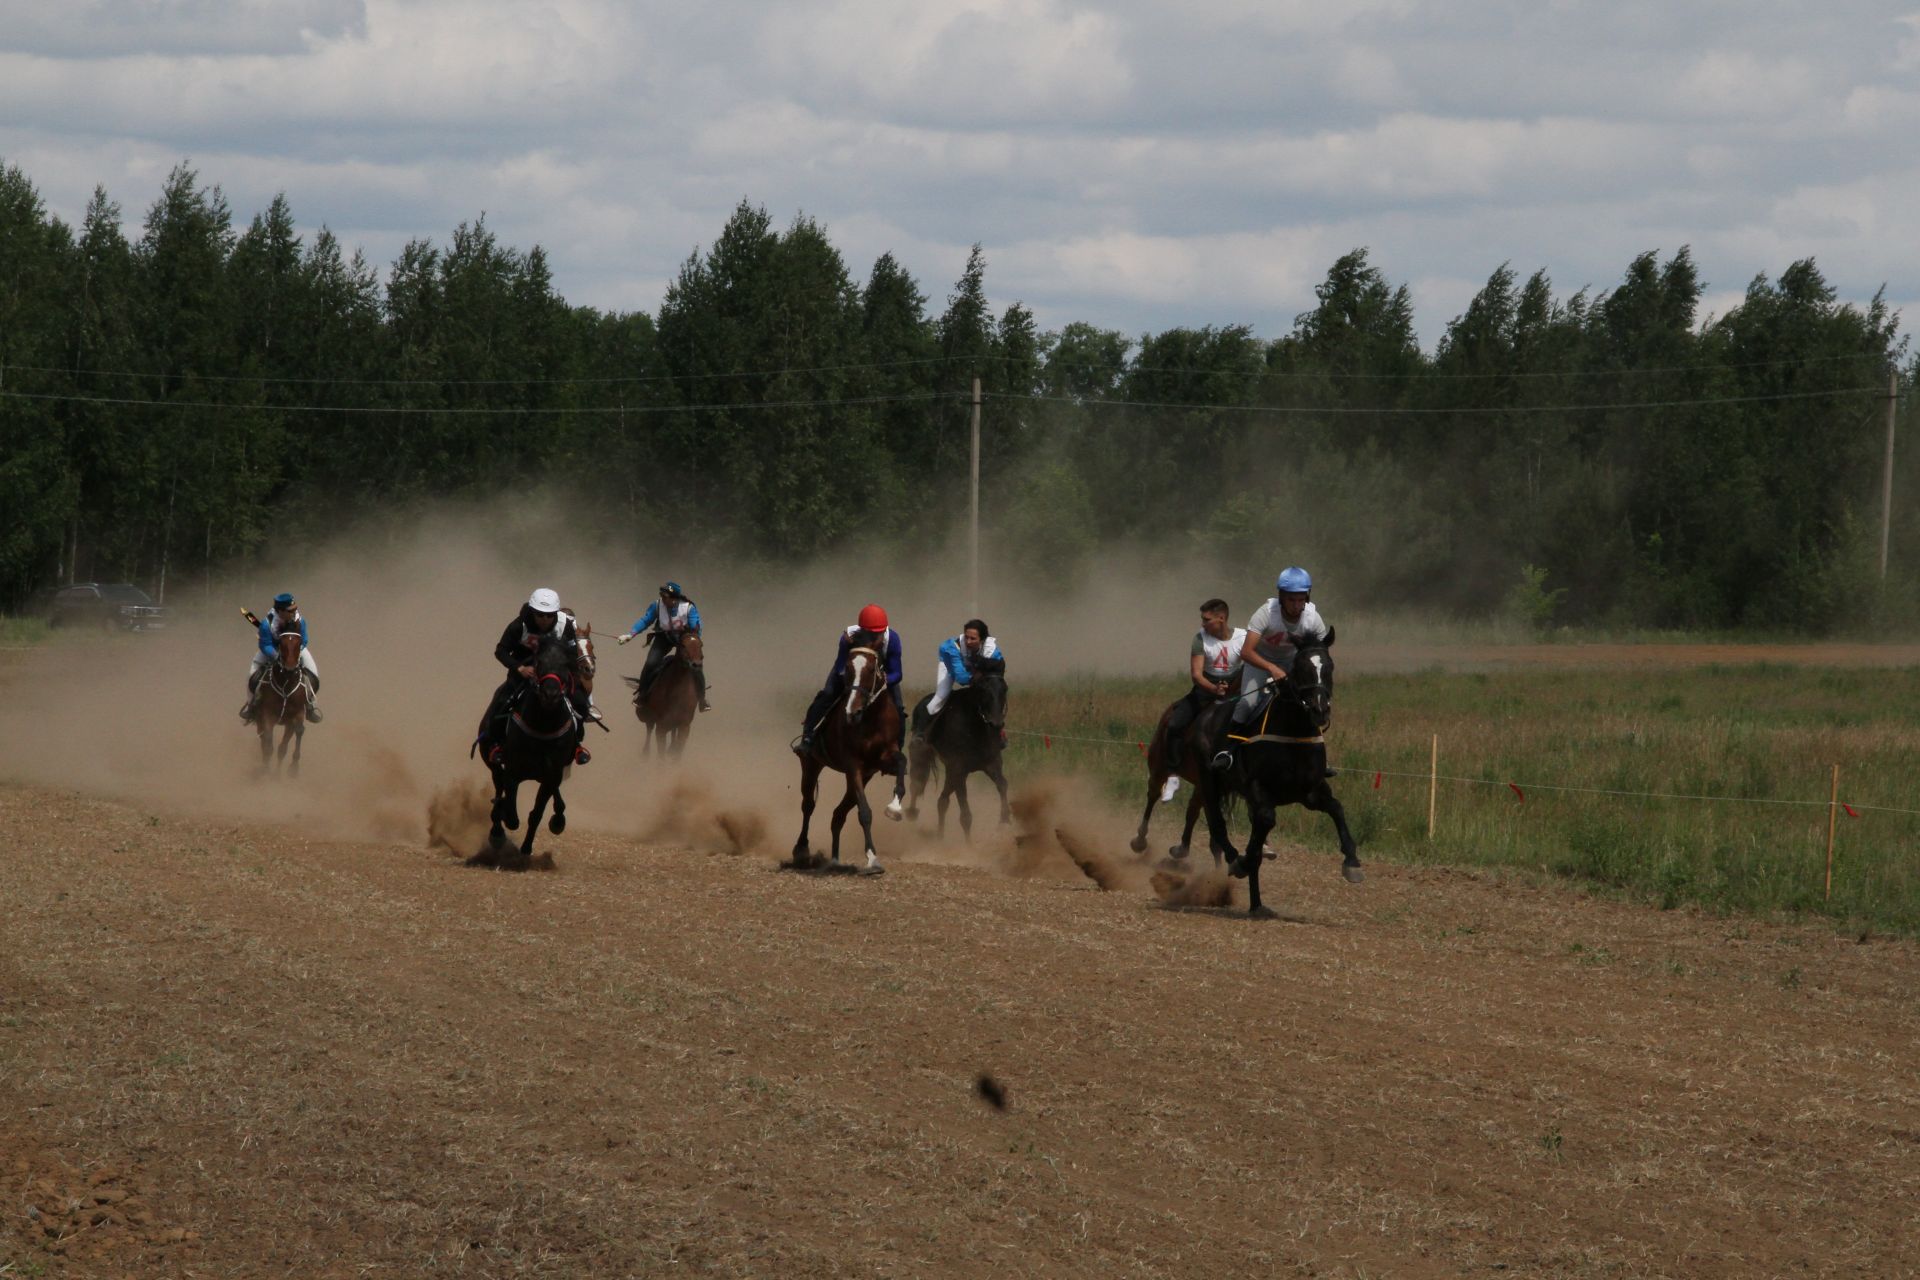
(995, 385, 1884, 415)
(0, 388, 964, 416)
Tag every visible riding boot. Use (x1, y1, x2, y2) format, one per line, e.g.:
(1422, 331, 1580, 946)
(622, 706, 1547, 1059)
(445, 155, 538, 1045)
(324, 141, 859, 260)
(239, 678, 260, 723)
(693, 663, 710, 711)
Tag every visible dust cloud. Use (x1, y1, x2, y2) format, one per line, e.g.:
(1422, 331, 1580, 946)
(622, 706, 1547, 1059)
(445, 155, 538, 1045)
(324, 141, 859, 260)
(0, 500, 1221, 879)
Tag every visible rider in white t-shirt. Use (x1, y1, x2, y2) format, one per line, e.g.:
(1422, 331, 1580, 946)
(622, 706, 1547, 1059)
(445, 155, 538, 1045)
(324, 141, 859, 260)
(1164, 598, 1242, 776)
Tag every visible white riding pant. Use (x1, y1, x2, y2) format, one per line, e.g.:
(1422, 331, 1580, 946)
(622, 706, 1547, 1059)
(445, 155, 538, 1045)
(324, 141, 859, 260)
(928, 663, 957, 715)
(251, 649, 319, 680)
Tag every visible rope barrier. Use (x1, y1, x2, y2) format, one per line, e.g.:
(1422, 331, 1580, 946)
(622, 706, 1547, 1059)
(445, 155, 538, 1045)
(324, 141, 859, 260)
(1001, 728, 1917, 817)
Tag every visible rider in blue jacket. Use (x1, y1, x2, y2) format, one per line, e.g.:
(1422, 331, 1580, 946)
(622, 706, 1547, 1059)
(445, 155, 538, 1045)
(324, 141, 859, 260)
(240, 592, 322, 723)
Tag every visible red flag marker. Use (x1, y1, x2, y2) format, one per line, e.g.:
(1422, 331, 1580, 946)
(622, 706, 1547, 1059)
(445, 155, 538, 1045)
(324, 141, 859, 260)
(1136, 741, 1147, 755)
(1373, 771, 1381, 789)
(1843, 803, 1859, 818)
(1508, 782, 1525, 802)
(1043, 735, 1051, 749)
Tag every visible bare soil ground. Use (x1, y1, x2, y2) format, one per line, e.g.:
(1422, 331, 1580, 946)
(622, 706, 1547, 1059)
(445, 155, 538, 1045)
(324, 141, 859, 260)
(4, 772, 1918, 1278)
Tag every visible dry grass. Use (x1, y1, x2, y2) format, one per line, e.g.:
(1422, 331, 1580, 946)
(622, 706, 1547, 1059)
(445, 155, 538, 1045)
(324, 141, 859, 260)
(4, 781, 1919, 1277)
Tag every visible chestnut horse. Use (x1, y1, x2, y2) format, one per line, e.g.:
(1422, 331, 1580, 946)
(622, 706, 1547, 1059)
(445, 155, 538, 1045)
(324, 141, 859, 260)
(627, 632, 699, 756)
(253, 628, 312, 776)
(791, 646, 904, 874)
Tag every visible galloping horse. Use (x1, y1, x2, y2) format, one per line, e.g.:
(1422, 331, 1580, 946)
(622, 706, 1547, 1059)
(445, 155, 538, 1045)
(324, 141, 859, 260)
(626, 631, 699, 756)
(1129, 695, 1215, 862)
(906, 656, 1010, 838)
(791, 646, 904, 874)
(1196, 630, 1361, 915)
(474, 629, 587, 869)
(253, 628, 312, 776)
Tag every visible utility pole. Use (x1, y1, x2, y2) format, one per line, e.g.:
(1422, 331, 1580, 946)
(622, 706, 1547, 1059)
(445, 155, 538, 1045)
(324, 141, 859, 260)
(1882, 366, 1898, 580)
(970, 376, 982, 613)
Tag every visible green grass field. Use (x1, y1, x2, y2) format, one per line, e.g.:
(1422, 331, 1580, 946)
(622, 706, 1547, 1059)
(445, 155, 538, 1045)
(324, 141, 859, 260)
(0, 616, 51, 647)
(1009, 665, 1920, 936)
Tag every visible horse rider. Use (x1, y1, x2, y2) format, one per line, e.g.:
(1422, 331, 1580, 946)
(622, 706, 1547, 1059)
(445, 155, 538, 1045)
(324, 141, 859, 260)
(912, 618, 1003, 746)
(617, 581, 710, 712)
(1162, 598, 1242, 793)
(1211, 566, 1335, 772)
(480, 587, 594, 766)
(794, 603, 905, 756)
(240, 592, 322, 724)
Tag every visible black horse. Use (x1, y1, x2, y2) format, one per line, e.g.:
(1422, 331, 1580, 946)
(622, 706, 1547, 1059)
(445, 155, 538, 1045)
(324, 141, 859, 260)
(1197, 630, 1361, 916)
(906, 656, 1011, 838)
(473, 631, 584, 869)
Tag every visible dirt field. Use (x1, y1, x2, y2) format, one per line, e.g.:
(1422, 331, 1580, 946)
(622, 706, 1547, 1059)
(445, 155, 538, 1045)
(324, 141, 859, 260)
(4, 769, 1918, 1278)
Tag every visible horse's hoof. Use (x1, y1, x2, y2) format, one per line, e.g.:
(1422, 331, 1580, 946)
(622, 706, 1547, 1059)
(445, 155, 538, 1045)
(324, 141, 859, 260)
(1166, 843, 1190, 861)
(1342, 863, 1364, 884)
(1128, 835, 1148, 854)
(884, 801, 904, 822)
(504, 814, 520, 832)
(1226, 856, 1251, 879)
(549, 813, 566, 835)
(859, 863, 885, 877)
(1248, 904, 1278, 920)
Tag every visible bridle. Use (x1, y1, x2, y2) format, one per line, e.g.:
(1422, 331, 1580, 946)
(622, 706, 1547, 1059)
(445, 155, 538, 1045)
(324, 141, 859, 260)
(843, 647, 886, 718)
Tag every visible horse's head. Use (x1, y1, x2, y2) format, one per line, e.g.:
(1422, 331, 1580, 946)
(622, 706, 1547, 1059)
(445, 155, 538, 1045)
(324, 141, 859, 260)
(531, 631, 576, 707)
(842, 646, 888, 720)
(1289, 627, 1335, 730)
(275, 628, 302, 669)
(967, 656, 1008, 731)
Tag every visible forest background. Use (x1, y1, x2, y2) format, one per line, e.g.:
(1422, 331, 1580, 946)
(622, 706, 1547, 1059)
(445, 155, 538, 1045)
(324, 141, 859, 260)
(0, 160, 1912, 633)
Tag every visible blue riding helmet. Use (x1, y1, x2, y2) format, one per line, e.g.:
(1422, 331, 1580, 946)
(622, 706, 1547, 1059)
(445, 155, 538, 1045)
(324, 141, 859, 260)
(659, 581, 683, 598)
(1276, 567, 1312, 595)
(273, 592, 295, 608)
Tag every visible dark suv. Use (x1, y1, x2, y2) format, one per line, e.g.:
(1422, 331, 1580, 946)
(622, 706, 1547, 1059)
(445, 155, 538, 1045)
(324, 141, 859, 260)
(48, 583, 169, 632)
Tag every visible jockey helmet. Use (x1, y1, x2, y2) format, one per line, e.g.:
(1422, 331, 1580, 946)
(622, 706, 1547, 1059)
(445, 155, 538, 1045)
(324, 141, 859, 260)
(659, 581, 683, 598)
(528, 587, 562, 614)
(273, 592, 295, 608)
(858, 604, 889, 632)
(1277, 567, 1313, 595)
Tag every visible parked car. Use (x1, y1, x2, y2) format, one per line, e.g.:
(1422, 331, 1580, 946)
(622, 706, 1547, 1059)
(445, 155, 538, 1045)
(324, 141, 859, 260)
(48, 583, 169, 632)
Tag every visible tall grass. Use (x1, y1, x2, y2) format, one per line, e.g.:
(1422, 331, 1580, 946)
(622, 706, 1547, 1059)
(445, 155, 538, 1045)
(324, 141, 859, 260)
(0, 615, 52, 647)
(1008, 665, 1920, 935)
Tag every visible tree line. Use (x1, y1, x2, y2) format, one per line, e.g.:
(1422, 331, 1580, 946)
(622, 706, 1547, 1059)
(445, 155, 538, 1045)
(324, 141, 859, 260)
(0, 160, 1911, 630)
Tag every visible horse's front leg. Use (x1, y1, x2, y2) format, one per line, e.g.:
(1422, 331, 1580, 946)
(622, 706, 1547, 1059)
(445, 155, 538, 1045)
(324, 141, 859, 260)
(1237, 790, 1278, 917)
(492, 776, 522, 832)
(829, 771, 861, 864)
(850, 767, 883, 874)
(286, 724, 303, 779)
(791, 758, 821, 868)
(548, 786, 567, 835)
(952, 774, 974, 841)
(1307, 784, 1363, 883)
(1173, 789, 1203, 861)
(906, 743, 931, 820)
(256, 722, 273, 772)
(884, 749, 905, 821)
(985, 758, 1011, 827)
(1198, 775, 1238, 867)
(521, 779, 555, 862)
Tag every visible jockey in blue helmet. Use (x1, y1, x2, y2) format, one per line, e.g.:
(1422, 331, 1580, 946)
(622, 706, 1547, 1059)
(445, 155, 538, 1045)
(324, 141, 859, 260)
(1212, 566, 1335, 773)
(240, 591, 322, 723)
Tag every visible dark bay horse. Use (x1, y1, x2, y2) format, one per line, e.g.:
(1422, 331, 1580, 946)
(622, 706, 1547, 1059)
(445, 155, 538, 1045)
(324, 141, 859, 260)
(906, 656, 1010, 838)
(1130, 693, 1217, 862)
(1196, 632, 1361, 916)
(626, 631, 699, 756)
(473, 629, 586, 870)
(253, 628, 311, 777)
(791, 646, 904, 874)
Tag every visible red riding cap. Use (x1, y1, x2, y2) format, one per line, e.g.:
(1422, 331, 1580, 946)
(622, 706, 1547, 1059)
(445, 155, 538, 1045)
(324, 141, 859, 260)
(858, 604, 888, 631)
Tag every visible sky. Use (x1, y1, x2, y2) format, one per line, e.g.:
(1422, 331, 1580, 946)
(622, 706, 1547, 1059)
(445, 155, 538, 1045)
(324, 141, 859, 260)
(2, 0, 1916, 350)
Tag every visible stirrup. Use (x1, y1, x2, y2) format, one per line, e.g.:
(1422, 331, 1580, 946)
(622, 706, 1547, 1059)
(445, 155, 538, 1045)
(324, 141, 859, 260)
(1323, 765, 1338, 777)
(305, 704, 324, 723)
(574, 745, 591, 766)
(791, 734, 811, 757)
(1209, 749, 1234, 772)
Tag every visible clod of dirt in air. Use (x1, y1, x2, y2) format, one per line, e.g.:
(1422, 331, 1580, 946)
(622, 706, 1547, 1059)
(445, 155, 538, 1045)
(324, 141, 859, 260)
(975, 1073, 1008, 1111)
(426, 779, 493, 856)
(648, 777, 768, 856)
(1055, 827, 1126, 890)
(1151, 869, 1235, 909)
(716, 810, 766, 855)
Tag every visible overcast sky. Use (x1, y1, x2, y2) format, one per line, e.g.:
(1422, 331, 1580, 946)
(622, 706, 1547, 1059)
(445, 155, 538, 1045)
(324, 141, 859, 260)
(2, 0, 1915, 350)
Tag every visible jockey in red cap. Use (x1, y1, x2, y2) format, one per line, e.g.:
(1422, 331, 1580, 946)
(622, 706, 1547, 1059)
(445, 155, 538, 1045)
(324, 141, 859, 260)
(796, 604, 905, 765)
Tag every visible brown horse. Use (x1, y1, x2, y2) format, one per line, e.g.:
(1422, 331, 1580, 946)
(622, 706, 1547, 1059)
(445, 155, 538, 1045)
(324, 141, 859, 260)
(1129, 695, 1220, 862)
(253, 629, 312, 776)
(626, 632, 699, 756)
(791, 646, 904, 874)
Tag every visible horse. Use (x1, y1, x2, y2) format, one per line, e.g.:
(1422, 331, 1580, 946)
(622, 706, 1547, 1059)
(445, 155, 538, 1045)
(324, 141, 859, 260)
(626, 631, 699, 756)
(252, 628, 312, 777)
(1195, 630, 1361, 916)
(1129, 692, 1218, 862)
(791, 646, 905, 874)
(906, 655, 1010, 838)
(473, 629, 586, 870)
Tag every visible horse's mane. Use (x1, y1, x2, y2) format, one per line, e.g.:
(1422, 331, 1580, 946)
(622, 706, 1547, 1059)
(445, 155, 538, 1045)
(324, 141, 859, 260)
(532, 629, 575, 676)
